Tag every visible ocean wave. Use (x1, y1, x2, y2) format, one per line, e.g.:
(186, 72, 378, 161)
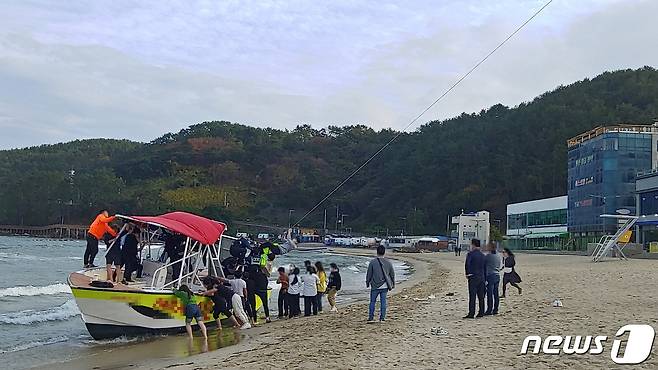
(0, 299, 80, 325)
(0, 283, 71, 297)
(0, 335, 69, 354)
(0, 252, 42, 261)
(82, 335, 143, 346)
(0, 252, 84, 261)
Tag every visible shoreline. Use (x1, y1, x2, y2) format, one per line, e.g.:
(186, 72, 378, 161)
(41, 249, 658, 369)
(41, 247, 424, 370)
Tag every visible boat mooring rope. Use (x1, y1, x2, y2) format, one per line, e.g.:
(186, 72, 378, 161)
(294, 0, 554, 227)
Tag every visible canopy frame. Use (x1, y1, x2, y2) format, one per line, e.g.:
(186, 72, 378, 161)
(112, 213, 230, 290)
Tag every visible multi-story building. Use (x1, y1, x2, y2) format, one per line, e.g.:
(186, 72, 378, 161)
(506, 196, 568, 250)
(567, 124, 658, 248)
(452, 211, 490, 251)
(635, 169, 658, 246)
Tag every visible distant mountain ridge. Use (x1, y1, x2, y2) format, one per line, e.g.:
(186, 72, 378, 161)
(2, 67, 658, 234)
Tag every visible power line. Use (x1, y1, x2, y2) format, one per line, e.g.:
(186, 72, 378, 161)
(294, 0, 553, 226)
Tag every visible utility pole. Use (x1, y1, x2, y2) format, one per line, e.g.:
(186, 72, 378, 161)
(288, 209, 295, 228)
(323, 208, 327, 235)
(412, 207, 417, 235)
(446, 214, 451, 237)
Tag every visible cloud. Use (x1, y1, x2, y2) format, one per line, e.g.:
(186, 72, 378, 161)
(0, 0, 655, 148)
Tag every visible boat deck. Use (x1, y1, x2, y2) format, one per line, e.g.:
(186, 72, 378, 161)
(68, 264, 211, 292)
(69, 268, 153, 291)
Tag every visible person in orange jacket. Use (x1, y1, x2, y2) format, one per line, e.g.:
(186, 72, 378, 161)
(84, 209, 117, 268)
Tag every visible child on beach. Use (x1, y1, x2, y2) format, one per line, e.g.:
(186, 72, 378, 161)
(327, 263, 342, 312)
(276, 267, 289, 318)
(174, 284, 208, 339)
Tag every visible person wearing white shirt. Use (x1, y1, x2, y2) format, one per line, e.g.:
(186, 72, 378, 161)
(300, 266, 319, 316)
(287, 267, 302, 317)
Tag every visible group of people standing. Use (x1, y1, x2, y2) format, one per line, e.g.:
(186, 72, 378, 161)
(277, 260, 342, 318)
(83, 209, 143, 284)
(464, 239, 522, 318)
(175, 274, 253, 339)
(175, 261, 344, 339)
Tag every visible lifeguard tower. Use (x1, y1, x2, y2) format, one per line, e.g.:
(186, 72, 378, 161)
(591, 214, 638, 262)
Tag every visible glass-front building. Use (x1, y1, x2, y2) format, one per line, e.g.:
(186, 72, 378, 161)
(506, 196, 568, 250)
(635, 170, 658, 247)
(567, 125, 657, 249)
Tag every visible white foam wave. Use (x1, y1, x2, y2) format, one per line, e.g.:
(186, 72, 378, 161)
(346, 265, 360, 272)
(0, 283, 71, 297)
(0, 336, 69, 354)
(0, 299, 80, 325)
(83, 336, 143, 346)
(0, 252, 84, 261)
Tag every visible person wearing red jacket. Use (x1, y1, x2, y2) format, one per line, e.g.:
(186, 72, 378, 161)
(84, 209, 117, 268)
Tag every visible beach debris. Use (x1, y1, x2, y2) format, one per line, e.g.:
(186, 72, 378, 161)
(552, 299, 563, 308)
(402, 294, 409, 299)
(431, 327, 448, 336)
(164, 362, 194, 369)
(413, 297, 429, 301)
(428, 294, 437, 300)
(446, 292, 455, 296)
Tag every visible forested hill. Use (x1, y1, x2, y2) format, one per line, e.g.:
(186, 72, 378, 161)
(2, 67, 658, 234)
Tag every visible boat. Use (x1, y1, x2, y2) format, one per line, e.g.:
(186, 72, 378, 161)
(68, 211, 270, 339)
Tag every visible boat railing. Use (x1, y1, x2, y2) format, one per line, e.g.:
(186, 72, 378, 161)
(149, 249, 199, 289)
(148, 237, 225, 290)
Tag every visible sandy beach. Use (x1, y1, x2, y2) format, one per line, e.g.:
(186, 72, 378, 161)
(49, 250, 658, 370)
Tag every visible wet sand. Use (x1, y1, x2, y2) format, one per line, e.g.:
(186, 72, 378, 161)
(49, 250, 658, 369)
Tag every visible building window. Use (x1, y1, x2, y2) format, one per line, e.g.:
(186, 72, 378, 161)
(640, 190, 658, 216)
(507, 209, 567, 230)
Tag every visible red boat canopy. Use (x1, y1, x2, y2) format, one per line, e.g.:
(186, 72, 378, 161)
(121, 212, 226, 245)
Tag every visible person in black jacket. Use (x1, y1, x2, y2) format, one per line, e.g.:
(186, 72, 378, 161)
(464, 238, 486, 319)
(327, 263, 342, 312)
(121, 226, 141, 284)
(501, 248, 522, 297)
(248, 268, 271, 324)
(163, 232, 186, 282)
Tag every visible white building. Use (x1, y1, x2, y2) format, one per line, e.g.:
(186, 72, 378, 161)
(506, 196, 568, 249)
(452, 211, 490, 250)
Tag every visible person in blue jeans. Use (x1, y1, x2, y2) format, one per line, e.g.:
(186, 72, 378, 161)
(366, 245, 395, 323)
(464, 238, 486, 319)
(484, 242, 502, 315)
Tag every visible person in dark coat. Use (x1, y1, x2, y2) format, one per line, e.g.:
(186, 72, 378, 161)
(248, 269, 271, 324)
(464, 238, 486, 319)
(121, 226, 141, 283)
(501, 248, 522, 297)
(163, 232, 186, 282)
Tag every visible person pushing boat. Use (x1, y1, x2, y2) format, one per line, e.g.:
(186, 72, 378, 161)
(84, 209, 117, 268)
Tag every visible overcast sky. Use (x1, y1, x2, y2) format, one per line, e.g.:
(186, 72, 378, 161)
(1, 0, 657, 149)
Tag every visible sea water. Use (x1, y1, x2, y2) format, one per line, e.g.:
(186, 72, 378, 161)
(0, 236, 409, 369)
